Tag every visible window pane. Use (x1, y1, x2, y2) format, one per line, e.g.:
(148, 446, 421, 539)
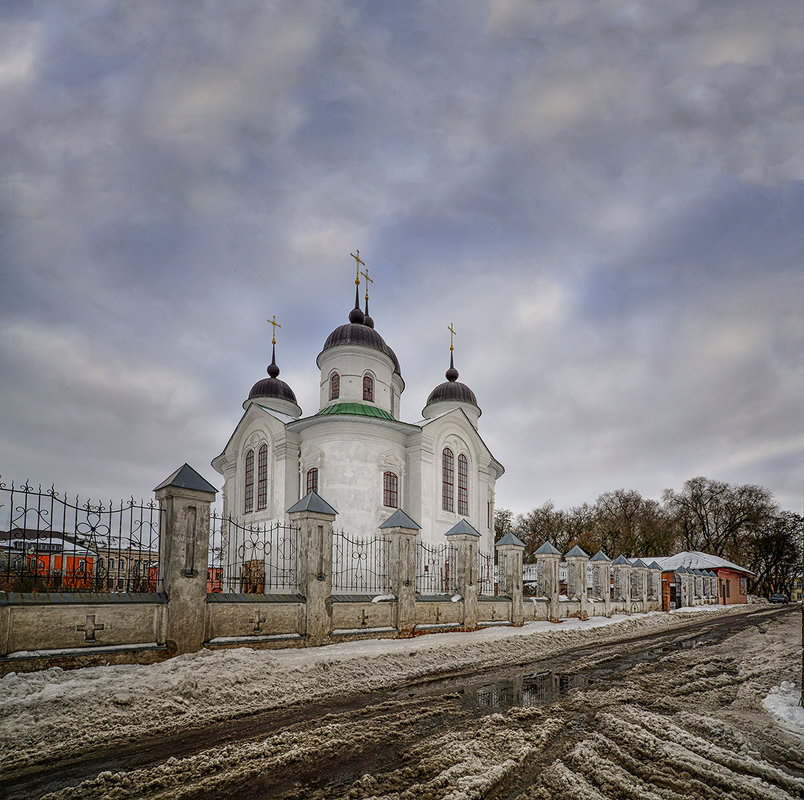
(244, 449, 254, 513)
(363, 375, 374, 402)
(383, 471, 398, 508)
(306, 468, 318, 494)
(330, 373, 340, 400)
(257, 444, 268, 510)
(458, 454, 468, 516)
(442, 448, 454, 512)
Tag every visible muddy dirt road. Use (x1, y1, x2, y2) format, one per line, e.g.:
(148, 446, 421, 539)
(3, 606, 802, 799)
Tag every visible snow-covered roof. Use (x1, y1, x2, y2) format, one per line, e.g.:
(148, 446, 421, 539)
(1, 533, 97, 557)
(650, 551, 753, 576)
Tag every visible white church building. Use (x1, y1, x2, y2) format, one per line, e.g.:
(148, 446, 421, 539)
(212, 262, 504, 554)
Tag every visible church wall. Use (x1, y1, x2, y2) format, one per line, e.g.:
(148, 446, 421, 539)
(299, 419, 410, 536)
(420, 416, 498, 551)
(223, 411, 299, 525)
(317, 346, 396, 416)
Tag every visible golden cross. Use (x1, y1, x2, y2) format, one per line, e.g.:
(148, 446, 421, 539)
(360, 267, 373, 300)
(267, 314, 281, 345)
(448, 322, 456, 351)
(350, 250, 365, 285)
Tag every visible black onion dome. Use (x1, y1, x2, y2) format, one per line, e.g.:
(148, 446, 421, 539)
(322, 322, 401, 375)
(248, 346, 298, 403)
(426, 354, 477, 406)
(248, 376, 298, 403)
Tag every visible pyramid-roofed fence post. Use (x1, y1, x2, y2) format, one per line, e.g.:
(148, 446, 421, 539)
(534, 540, 562, 622)
(287, 491, 337, 644)
(565, 544, 589, 619)
(684, 568, 695, 606)
(590, 550, 613, 617)
(611, 555, 632, 613)
(707, 570, 717, 604)
(379, 509, 421, 634)
(676, 567, 689, 607)
(632, 559, 650, 610)
(154, 464, 218, 656)
(496, 531, 526, 625)
(445, 520, 483, 629)
(647, 562, 663, 609)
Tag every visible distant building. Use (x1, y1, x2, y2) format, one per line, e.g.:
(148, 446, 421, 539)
(651, 551, 753, 606)
(0, 529, 96, 591)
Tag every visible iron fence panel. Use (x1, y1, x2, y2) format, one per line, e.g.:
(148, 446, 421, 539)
(478, 549, 495, 595)
(416, 541, 457, 595)
(0, 479, 162, 593)
(331, 529, 391, 595)
(209, 512, 300, 594)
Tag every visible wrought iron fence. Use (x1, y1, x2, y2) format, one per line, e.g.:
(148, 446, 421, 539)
(0, 478, 162, 593)
(478, 549, 495, 595)
(209, 512, 300, 594)
(416, 541, 457, 595)
(332, 529, 391, 594)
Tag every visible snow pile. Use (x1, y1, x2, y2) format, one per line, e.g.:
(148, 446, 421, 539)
(763, 681, 804, 742)
(0, 604, 756, 774)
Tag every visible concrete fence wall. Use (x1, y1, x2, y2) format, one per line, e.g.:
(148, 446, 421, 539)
(0, 466, 712, 675)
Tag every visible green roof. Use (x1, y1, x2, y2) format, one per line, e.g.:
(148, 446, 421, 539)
(316, 402, 395, 421)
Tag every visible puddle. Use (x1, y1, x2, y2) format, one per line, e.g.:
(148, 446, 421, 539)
(458, 629, 727, 711)
(466, 670, 590, 709)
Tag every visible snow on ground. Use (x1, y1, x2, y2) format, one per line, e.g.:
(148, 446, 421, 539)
(22, 606, 801, 800)
(0, 604, 761, 774)
(763, 681, 804, 743)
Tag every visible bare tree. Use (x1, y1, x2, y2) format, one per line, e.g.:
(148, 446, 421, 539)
(743, 511, 803, 597)
(662, 477, 775, 559)
(493, 507, 514, 543)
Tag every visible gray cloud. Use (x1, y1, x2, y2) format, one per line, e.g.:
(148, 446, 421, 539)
(1, 0, 803, 514)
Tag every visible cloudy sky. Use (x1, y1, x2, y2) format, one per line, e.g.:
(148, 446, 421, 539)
(1, 0, 803, 516)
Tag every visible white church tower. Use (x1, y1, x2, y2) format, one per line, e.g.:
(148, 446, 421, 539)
(212, 252, 504, 553)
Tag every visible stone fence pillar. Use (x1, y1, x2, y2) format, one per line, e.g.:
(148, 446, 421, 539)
(379, 509, 421, 634)
(632, 559, 649, 609)
(707, 571, 717, 603)
(647, 562, 662, 605)
(534, 541, 562, 622)
(154, 464, 218, 656)
(495, 531, 526, 626)
(590, 550, 612, 616)
(565, 545, 590, 619)
(445, 520, 482, 630)
(677, 567, 690, 606)
(611, 555, 632, 610)
(287, 491, 337, 645)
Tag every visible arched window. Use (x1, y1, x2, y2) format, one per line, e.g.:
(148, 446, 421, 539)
(329, 372, 340, 400)
(457, 454, 469, 516)
(442, 448, 454, 512)
(244, 449, 254, 513)
(257, 444, 268, 510)
(306, 467, 318, 495)
(383, 471, 398, 508)
(363, 374, 374, 402)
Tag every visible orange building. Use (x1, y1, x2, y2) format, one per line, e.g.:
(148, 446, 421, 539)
(1, 531, 96, 591)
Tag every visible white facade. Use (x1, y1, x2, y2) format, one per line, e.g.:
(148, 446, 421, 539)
(212, 301, 504, 553)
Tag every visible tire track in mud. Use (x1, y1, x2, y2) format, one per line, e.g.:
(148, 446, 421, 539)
(5, 606, 799, 800)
